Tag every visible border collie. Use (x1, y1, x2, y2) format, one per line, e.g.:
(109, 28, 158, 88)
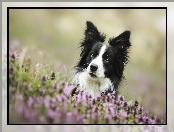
(72, 21, 131, 98)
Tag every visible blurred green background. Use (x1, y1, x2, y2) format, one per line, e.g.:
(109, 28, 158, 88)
(9, 9, 166, 120)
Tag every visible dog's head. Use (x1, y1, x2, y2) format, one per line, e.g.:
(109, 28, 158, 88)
(76, 21, 131, 80)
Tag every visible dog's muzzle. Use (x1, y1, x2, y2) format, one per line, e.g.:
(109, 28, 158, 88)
(90, 63, 98, 72)
(89, 63, 98, 77)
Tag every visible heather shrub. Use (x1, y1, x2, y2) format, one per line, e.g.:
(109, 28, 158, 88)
(9, 50, 164, 124)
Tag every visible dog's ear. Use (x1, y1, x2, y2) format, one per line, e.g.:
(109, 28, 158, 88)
(84, 21, 106, 44)
(109, 31, 131, 67)
(77, 21, 106, 69)
(108, 31, 131, 49)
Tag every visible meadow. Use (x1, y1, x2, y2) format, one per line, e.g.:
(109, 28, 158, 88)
(9, 9, 166, 124)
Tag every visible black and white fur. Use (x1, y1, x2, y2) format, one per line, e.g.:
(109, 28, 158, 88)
(72, 21, 131, 98)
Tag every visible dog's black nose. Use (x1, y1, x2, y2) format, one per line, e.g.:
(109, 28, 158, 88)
(90, 64, 98, 72)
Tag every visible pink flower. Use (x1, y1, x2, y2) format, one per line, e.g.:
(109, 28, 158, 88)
(44, 96, 50, 108)
(63, 84, 74, 96)
(24, 109, 36, 123)
(27, 97, 34, 107)
(120, 110, 127, 117)
(103, 102, 114, 107)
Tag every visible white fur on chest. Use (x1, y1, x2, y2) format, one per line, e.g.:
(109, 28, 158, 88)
(72, 72, 113, 97)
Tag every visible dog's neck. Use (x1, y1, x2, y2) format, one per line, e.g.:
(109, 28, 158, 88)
(72, 72, 113, 97)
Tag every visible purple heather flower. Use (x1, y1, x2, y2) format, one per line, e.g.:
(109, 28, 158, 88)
(91, 113, 99, 121)
(134, 100, 139, 107)
(111, 91, 116, 96)
(65, 109, 79, 123)
(44, 96, 50, 108)
(120, 110, 127, 117)
(56, 94, 65, 102)
(107, 93, 111, 97)
(53, 83, 59, 91)
(113, 114, 120, 120)
(63, 84, 74, 96)
(39, 89, 46, 96)
(103, 102, 114, 108)
(104, 113, 112, 123)
(24, 108, 36, 123)
(51, 97, 56, 103)
(156, 117, 161, 123)
(76, 92, 83, 102)
(47, 110, 55, 118)
(118, 95, 124, 101)
(123, 102, 127, 107)
(50, 102, 57, 110)
(66, 112, 76, 123)
(138, 122, 144, 124)
(16, 93, 23, 101)
(109, 107, 116, 115)
(91, 106, 97, 113)
(47, 109, 56, 123)
(9, 66, 14, 74)
(42, 76, 46, 82)
(76, 115, 85, 124)
(50, 71, 55, 80)
(80, 91, 87, 101)
(103, 102, 115, 114)
(27, 97, 34, 107)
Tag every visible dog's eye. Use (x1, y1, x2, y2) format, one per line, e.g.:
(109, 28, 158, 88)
(104, 58, 109, 62)
(90, 53, 96, 58)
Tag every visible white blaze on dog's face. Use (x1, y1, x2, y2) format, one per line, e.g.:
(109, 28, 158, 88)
(87, 45, 107, 78)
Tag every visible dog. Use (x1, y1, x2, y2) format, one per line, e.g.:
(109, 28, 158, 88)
(71, 21, 131, 99)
